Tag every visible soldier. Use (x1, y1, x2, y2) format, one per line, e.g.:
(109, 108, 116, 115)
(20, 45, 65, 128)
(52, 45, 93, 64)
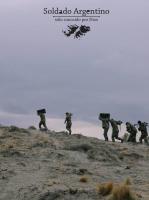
(39, 112, 48, 131)
(126, 122, 137, 143)
(99, 113, 110, 141)
(110, 119, 123, 143)
(101, 118, 109, 141)
(138, 121, 148, 144)
(64, 112, 72, 135)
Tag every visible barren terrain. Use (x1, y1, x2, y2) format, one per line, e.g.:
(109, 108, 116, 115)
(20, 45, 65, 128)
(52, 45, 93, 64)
(0, 126, 148, 200)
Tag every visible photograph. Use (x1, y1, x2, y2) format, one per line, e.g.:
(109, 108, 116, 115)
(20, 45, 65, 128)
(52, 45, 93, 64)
(0, 0, 148, 199)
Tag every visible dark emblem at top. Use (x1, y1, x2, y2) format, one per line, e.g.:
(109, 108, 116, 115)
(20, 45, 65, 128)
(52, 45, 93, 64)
(63, 25, 79, 37)
(63, 25, 90, 39)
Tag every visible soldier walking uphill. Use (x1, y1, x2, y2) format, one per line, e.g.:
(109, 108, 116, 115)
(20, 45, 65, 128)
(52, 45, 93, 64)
(126, 122, 137, 143)
(101, 119, 109, 141)
(64, 112, 72, 135)
(37, 109, 48, 131)
(138, 121, 148, 144)
(99, 113, 110, 141)
(110, 119, 123, 143)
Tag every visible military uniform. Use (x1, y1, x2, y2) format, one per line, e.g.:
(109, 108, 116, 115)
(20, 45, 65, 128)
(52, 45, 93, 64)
(138, 121, 148, 144)
(110, 119, 123, 143)
(126, 122, 137, 143)
(101, 119, 109, 141)
(65, 113, 72, 135)
(39, 113, 48, 130)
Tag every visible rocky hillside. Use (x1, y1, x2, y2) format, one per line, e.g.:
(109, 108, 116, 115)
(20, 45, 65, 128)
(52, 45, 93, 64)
(0, 126, 148, 200)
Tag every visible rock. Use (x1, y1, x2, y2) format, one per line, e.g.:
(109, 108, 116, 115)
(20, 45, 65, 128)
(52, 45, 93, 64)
(28, 126, 37, 130)
(69, 188, 78, 194)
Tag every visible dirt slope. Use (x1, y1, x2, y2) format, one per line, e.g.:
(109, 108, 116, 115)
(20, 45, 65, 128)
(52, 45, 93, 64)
(0, 126, 148, 200)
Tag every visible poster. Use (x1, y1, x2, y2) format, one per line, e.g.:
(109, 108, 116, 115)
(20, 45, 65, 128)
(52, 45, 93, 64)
(0, 1, 149, 199)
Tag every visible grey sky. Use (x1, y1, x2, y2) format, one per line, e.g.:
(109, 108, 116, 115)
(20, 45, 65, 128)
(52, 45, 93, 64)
(0, 0, 149, 128)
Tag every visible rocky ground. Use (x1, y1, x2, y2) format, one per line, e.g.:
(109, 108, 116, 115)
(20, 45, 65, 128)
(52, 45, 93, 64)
(0, 126, 148, 200)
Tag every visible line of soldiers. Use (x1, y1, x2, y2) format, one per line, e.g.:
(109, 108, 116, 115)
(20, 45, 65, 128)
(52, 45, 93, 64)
(38, 111, 72, 135)
(100, 118, 123, 143)
(100, 118, 148, 144)
(37, 110, 148, 144)
(126, 121, 148, 144)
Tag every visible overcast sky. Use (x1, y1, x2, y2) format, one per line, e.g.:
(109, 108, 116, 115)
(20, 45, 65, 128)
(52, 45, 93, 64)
(0, 0, 149, 137)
